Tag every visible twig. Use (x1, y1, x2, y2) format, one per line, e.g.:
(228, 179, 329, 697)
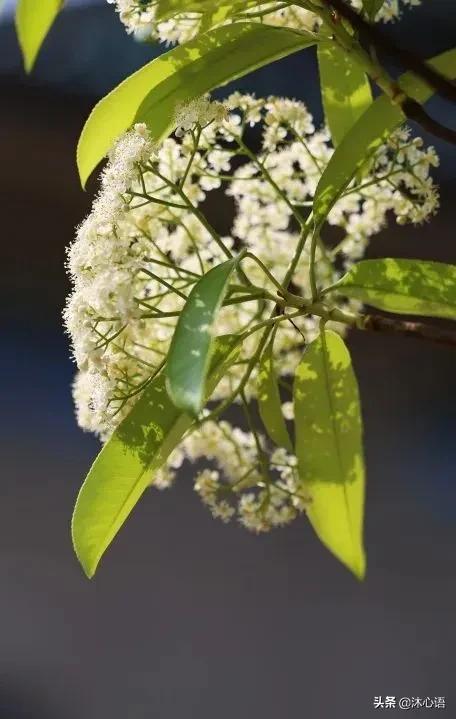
(323, 0, 456, 103)
(319, 0, 456, 145)
(401, 99, 456, 146)
(360, 314, 456, 348)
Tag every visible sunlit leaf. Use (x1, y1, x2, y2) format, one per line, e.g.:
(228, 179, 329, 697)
(15, 0, 63, 72)
(294, 330, 365, 579)
(72, 337, 239, 578)
(318, 41, 372, 146)
(156, 0, 261, 35)
(156, 0, 257, 22)
(313, 48, 456, 226)
(166, 256, 243, 416)
(257, 339, 292, 451)
(330, 258, 456, 319)
(362, 0, 385, 21)
(77, 23, 315, 186)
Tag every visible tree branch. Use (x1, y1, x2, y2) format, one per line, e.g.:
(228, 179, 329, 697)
(360, 314, 456, 348)
(323, 0, 456, 103)
(321, 0, 456, 144)
(401, 99, 456, 146)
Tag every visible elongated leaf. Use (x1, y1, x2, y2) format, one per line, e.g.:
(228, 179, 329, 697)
(198, 3, 256, 33)
(313, 48, 456, 226)
(294, 330, 365, 579)
(166, 256, 242, 415)
(318, 41, 372, 146)
(72, 337, 239, 578)
(156, 0, 257, 22)
(362, 0, 385, 21)
(257, 340, 292, 451)
(157, 0, 217, 18)
(330, 258, 456, 319)
(77, 23, 315, 186)
(15, 0, 63, 72)
(156, 0, 260, 37)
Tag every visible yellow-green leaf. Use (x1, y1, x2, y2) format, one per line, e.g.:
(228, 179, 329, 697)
(156, 0, 260, 36)
(15, 0, 63, 73)
(77, 22, 315, 187)
(318, 41, 372, 146)
(156, 0, 257, 22)
(72, 337, 239, 578)
(294, 330, 365, 579)
(313, 48, 456, 226)
(257, 340, 292, 451)
(330, 258, 456, 319)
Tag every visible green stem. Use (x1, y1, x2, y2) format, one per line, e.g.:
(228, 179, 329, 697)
(180, 125, 202, 188)
(233, 133, 307, 228)
(153, 167, 234, 260)
(309, 226, 319, 301)
(128, 191, 187, 211)
(281, 215, 314, 289)
(243, 252, 286, 294)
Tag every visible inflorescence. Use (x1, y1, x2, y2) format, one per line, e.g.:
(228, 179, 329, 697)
(65, 92, 438, 532)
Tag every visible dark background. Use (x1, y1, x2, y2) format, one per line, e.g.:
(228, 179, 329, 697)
(0, 1, 455, 717)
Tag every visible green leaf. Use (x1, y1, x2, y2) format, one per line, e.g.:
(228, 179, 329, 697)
(330, 258, 456, 319)
(166, 256, 242, 416)
(197, 3, 257, 33)
(257, 339, 293, 451)
(156, 0, 257, 22)
(313, 48, 456, 226)
(362, 0, 385, 21)
(15, 0, 63, 73)
(294, 330, 365, 579)
(77, 23, 315, 187)
(318, 41, 372, 146)
(72, 336, 239, 578)
(156, 0, 216, 19)
(155, 0, 261, 37)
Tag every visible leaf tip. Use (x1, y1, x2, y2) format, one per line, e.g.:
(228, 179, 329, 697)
(351, 551, 366, 581)
(22, 54, 34, 74)
(15, 24, 35, 74)
(76, 137, 90, 190)
(79, 556, 97, 580)
(71, 504, 98, 580)
(72, 533, 98, 579)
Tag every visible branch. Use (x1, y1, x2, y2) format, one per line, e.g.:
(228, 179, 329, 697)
(360, 314, 456, 348)
(401, 99, 456, 146)
(321, 0, 456, 144)
(323, 0, 456, 103)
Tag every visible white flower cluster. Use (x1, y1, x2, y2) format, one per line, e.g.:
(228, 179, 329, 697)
(66, 92, 438, 531)
(107, 1, 420, 42)
(174, 95, 228, 137)
(184, 423, 310, 531)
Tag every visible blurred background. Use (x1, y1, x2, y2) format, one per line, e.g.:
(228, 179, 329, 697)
(0, 1, 455, 717)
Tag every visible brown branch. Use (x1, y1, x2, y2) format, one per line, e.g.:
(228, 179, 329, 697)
(402, 99, 456, 146)
(322, 0, 456, 145)
(360, 314, 456, 348)
(324, 0, 456, 103)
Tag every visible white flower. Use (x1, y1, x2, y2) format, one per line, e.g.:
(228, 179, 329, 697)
(67, 92, 438, 530)
(174, 95, 227, 136)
